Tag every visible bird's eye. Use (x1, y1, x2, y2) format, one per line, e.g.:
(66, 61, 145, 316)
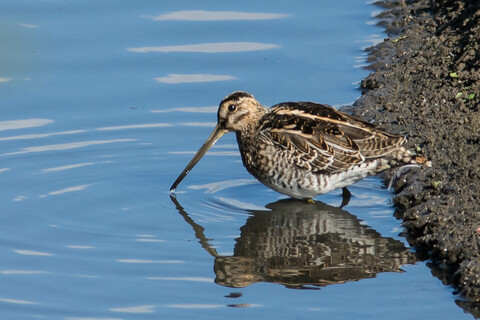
(228, 104, 236, 112)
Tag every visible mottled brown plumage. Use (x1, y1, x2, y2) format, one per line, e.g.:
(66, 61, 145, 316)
(170, 91, 430, 199)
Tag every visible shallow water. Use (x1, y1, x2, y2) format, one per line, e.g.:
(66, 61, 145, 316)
(0, 1, 473, 319)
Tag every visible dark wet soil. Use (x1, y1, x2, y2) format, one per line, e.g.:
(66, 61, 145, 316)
(349, 0, 480, 314)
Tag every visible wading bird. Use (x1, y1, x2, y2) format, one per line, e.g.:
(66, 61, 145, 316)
(170, 91, 430, 201)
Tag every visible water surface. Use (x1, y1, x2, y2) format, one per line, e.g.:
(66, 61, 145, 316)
(0, 1, 473, 319)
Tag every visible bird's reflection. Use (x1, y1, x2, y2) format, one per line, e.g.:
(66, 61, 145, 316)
(170, 195, 415, 289)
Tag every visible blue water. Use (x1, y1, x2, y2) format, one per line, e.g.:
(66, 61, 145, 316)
(0, 1, 473, 319)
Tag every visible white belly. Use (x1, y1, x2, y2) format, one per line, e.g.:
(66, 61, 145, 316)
(257, 160, 383, 199)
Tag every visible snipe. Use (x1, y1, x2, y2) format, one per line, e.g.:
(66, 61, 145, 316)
(170, 91, 430, 200)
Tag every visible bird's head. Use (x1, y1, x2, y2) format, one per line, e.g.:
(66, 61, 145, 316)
(217, 91, 266, 133)
(170, 91, 266, 192)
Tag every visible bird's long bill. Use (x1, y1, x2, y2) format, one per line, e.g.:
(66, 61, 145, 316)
(170, 125, 227, 192)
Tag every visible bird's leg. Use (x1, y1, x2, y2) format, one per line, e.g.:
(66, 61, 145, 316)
(306, 198, 315, 204)
(340, 187, 351, 208)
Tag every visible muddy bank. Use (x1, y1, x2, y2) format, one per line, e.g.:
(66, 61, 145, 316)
(350, 0, 480, 311)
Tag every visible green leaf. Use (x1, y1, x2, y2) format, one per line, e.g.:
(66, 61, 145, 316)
(391, 35, 407, 43)
(455, 92, 463, 99)
(432, 181, 442, 190)
(467, 93, 475, 100)
(449, 72, 459, 78)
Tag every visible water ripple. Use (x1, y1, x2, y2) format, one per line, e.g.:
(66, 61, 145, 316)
(0, 298, 38, 305)
(0, 130, 86, 141)
(41, 163, 95, 173)
(154, 73, 236, 84)
(0, 118, 54, 131)
(13, 249, 53, 256)
(110, 304, 156, 314)
(147, 10, 290, 21)
(40, 184, 92, 197)
(189, 179, 257, 194)
(151, 106, 217, 113)
(96, 123, 172, 131)
(128, 42, 279, 53)
(0, 139, 136, 156)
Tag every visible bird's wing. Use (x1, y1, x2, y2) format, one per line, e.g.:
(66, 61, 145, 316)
(258, 102, 405, 173)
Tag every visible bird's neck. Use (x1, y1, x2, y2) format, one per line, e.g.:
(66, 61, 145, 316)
(234, 106, 267, 166)
(239, 105, 268, 137)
